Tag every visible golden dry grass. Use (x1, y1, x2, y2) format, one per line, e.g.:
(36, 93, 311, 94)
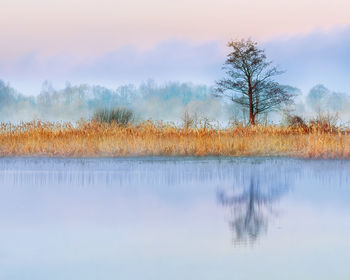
(0, 120, 349, 158)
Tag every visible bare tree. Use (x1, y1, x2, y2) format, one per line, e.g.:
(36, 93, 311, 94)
(216, 39, 296, 125)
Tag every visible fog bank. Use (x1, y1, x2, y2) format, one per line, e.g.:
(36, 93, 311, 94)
(0, 80, 349, 124)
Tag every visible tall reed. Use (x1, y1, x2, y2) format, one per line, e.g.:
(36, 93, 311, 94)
(0, 120, 349, 158)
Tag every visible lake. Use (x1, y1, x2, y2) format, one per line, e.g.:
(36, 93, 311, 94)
(0, 157, 349, 280)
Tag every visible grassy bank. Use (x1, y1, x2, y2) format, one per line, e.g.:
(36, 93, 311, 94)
(0, 120, 349, 158)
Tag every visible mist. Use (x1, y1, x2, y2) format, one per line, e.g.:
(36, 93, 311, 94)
(0, 80, 233, 123)
(295, 84, 350, 123)
(0, 79, 349, 125)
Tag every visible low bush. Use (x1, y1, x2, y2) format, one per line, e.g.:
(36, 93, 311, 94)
(93, 107, 134, 125)
(286, 114, 307, 128)
(283, 112, 308, 132)
(309, 112, 338, 133)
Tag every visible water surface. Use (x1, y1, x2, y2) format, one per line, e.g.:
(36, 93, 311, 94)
(0, 157, 349, 280)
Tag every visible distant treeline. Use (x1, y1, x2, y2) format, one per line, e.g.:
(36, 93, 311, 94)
(0, 79, 349, 123)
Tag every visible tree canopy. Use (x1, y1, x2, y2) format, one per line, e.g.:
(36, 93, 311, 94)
(216, 39, 296, 125)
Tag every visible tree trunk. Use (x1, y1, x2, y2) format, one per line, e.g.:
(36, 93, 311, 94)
(250, 114, 255, 125)
(248, 91, 255, 125)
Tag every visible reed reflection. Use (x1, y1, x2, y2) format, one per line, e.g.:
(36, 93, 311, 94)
(218, 173, 290, 245)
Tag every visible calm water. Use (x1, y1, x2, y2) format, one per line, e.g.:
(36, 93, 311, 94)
(0, 157, 349, 280)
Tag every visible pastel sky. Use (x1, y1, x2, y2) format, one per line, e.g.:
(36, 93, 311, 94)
(1, 0, 350, 94)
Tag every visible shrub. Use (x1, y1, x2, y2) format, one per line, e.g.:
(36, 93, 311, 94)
(287, 115, 306, 128)
(282, 109, 307, 130)
(93, 107, 134, 125)
(309, 111, 338, 133)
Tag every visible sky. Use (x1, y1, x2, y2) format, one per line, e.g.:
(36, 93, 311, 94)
(1, 0, 350, 95)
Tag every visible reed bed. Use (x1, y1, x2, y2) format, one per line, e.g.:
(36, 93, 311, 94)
(0, 120, 349, 158)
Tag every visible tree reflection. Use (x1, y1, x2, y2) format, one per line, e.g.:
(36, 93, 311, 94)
(218, 174, 289, 244)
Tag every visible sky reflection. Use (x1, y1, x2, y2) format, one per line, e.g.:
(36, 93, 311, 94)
(0, 157, 349, 280)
